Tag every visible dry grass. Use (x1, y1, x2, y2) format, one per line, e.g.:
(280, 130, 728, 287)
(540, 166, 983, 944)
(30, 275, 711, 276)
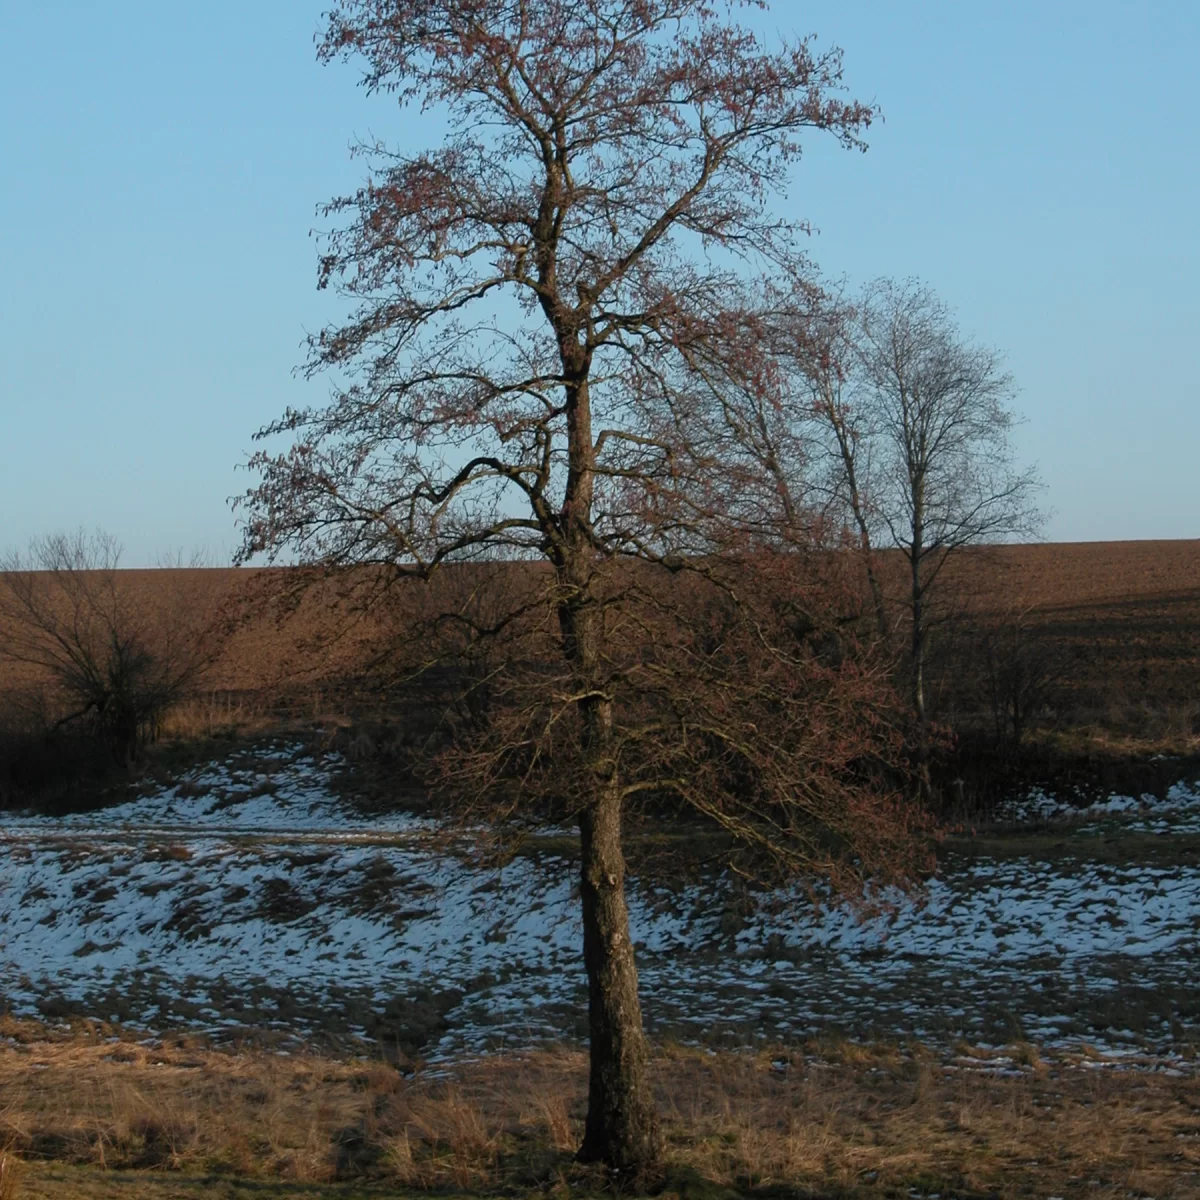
(652, 1040, 1200, 1198)
(0, 1146, 23, 1200)
(157, 692, 278, 742)
(0, 1024, 350, 1183)
(2, 1021, 1199, 1197)
(11, 1166, 406, 1199)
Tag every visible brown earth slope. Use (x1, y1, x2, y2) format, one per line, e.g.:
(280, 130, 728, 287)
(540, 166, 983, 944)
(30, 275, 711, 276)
(1, 541, 1197, 737)
(935, 540, 1200, 730)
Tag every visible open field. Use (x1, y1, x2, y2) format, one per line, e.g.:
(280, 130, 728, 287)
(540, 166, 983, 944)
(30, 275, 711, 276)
(3, 540, 1200, 1196)
(933, 540, 1200, 735)
(2, 539, 1198, 738)
(4, 1026, 1200, 1199)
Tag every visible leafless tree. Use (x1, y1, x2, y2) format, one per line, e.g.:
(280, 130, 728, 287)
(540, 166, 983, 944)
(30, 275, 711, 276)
(776, 296, 892, 641)
(736, 281, 1042, 723)
(681, 289, 901, 646)
(977, 603, 1066, 749)
(0, 530, 219, 764)
(845, 280, 1043, 741)
(238, 1, 929, 1172)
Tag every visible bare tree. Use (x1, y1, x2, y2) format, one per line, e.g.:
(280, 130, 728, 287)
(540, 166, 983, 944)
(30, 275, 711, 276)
(680, 290, 898, 645)
(239, 0, 928, 1172)
(977, 602, 1066, 749)
(778, 296, 892, 641)
(0, 530, 219, 764)
(847, 280, 1043, 740)
(735, 282, 1042, 716)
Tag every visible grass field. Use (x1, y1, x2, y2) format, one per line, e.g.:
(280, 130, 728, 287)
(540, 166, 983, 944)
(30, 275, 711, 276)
(3, 1025, 1200, 1199)
(12, 1171, 398, 1199)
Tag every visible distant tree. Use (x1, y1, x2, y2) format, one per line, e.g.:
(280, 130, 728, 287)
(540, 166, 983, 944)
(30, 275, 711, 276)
(849, 280, 1042, 742)
(976, 602, 1066, 749)
(796, 314, 886, 638)
(725, 281, 1041, 789)
(732, 281, 1043, 715)
(239, 0, 928, 1172)
(759, 294, 893, 642)
(0, 530, 219, 764)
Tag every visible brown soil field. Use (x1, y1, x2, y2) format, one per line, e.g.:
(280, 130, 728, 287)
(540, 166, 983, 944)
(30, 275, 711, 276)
(0, 568, 380, 716)
(1, 540, 1198, 740)
(933, 540, 1200, 734)
(960, 541, 1200, 684)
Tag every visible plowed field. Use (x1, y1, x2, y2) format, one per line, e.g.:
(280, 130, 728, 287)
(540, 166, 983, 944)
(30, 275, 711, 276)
(1, 540, 1198, 730)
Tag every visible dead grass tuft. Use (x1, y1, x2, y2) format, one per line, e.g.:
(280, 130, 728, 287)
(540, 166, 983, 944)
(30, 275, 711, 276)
(0, 1147, 22, 1200)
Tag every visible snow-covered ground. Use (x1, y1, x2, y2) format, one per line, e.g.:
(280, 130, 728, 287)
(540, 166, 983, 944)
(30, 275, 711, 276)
(2, 743, 1199, 1062)
(996, 779, 1200, 832)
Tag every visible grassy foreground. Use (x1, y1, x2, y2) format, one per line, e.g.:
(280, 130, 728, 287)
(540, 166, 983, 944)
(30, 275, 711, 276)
(2, 1021, 1200, 1199)
(11, 1166, 402, 1199)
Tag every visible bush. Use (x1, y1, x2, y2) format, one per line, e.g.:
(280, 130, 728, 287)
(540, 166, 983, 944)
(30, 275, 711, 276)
(0, 530, 220, 766)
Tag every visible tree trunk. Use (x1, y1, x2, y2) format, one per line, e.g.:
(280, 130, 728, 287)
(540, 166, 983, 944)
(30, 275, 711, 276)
(862, 545, 889, 644)
(910, 580, 925, 725)
(827, 402, 889, 644)
(845, 482, 888, 644)
(908, 486, 927, 729)
(575, 708, 661, 1172)
(555, 342, 659, 1171)
(909, 541, 933, 803)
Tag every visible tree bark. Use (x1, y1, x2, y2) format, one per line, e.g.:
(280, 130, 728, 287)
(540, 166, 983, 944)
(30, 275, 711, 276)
(861, 539, 889, 644)
(575, 734, 662, 1171)
(909, 541, 934, 803)
(910, 555, 925, 727)
(829, 411, 889, 644)
(907, 467, 927, 730)
(555, 357, 662, 1169)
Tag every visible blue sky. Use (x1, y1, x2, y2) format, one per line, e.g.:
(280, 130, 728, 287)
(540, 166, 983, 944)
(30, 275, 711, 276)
(1, 1, 1196, 564)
